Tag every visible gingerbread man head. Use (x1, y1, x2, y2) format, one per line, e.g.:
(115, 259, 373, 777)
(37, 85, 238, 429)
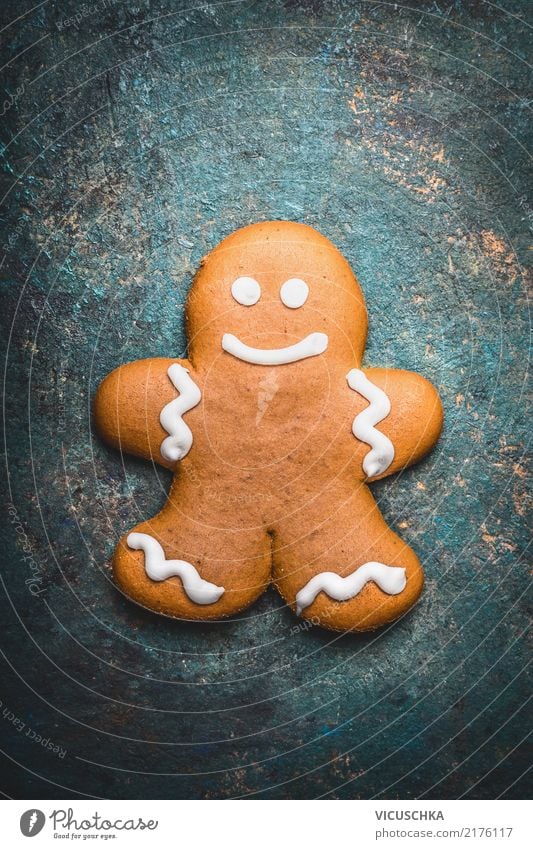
(95, 221, 443, 631)
(186, 221, 368, 369)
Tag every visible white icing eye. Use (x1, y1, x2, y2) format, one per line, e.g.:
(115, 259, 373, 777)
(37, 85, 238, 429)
(280, 278, 309, 309)
(231, 276, 261, 306)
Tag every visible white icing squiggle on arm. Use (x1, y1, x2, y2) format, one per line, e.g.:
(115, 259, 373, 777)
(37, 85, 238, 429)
(127, 533, 224, 604)
(295, 562, 406, 615)
(160, 364, 201, 462)
(347, 368, 394, 478)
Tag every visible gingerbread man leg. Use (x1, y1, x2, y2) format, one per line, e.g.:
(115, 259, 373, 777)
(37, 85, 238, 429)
(271, 484, 423, 632)
(113, 500, 272, 620)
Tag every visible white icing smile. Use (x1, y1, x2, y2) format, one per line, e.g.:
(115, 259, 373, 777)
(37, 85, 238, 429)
(222, 332, 328, 366)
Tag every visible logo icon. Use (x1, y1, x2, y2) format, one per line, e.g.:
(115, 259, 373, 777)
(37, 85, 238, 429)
(20, 810, 45, 837)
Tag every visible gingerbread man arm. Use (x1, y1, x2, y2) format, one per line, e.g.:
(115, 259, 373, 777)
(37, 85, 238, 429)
(352, 367, 443, 480)
(93, 357, 201, 470)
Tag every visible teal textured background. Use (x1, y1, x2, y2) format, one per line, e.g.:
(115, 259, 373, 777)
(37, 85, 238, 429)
(1, 0, 530, 798)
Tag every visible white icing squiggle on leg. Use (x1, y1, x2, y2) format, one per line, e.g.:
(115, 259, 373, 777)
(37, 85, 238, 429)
(347, 368, 394, 478)
(127, 533, 224, 605)
(160, 364, 201, 462)
(295, 562, 406, 615)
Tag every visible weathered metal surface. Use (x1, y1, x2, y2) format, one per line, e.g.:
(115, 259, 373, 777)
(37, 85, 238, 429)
(0, 0, 530, 799)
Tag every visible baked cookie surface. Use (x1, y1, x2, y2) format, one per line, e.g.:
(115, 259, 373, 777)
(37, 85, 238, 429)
(94, 221, 443, 631)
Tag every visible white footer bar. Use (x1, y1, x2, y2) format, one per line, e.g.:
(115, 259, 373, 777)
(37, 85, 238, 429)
(3, 799, 528, 848)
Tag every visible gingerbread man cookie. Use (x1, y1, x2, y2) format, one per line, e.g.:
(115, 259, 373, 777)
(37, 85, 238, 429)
(94, 222, 443, 631)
